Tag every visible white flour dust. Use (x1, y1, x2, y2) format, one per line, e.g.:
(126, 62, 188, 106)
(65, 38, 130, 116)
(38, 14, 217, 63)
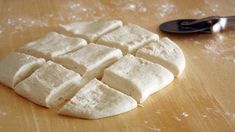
(174, 116, 181, 121)
(174, 112, 189, 122)
(156, 3, 175, 17)
(191, 8, 206, 17)
(155, 110, 161, 115)
(148, 127, 161, 131)
(0, 28, 3, 34)
(197, 34, 235, 65)
(182, 112, 189, 117)
(222, 56, 235, 64)
(0, 110, 7, 118)
(110, 0, 147, 13)
(123, 2, 147, 13)
(224, 112, 235, 120)
(1, 16, 49, 34)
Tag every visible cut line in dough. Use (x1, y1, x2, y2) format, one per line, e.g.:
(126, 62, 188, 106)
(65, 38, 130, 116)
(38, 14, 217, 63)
(14, 61, 81, 108)
(0, 52, 45, 88)
(136, 37, 186, 77)
(55, 43, 123, 87)
(97, 23, 159, 54)
(59, 20, 123, 43)
(102, 54, 174, 103)
(18, 32, 87, 60)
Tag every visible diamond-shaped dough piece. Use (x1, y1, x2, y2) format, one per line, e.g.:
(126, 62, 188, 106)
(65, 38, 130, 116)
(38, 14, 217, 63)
(14, 61, 81, 108)
(55, 44, 122, 87)
(97, 23, 159, 54)
(0, 52, 45, 88)
(102, 54, 174, 103)
(18, 32, 87, 60)
(136, 37, 186, 77)
(58, 79, 137, 119)
(59, 20, 123, 42)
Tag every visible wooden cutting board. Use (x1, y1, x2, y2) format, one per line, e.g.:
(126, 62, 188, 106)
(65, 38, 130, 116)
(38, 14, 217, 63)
(0, 0, 235, 131)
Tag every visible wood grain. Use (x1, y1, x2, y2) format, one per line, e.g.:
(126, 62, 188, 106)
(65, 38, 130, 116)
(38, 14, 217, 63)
(0, 0, 235, 132)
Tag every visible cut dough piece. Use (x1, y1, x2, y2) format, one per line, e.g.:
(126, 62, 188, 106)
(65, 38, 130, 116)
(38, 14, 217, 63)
(97, 23, 159, 54)
(136, 37, 186, 77)
(102, 54, 174, 103)
(55, 44, 122, 87)
(19, 32, 87, 60)
(58, 79, 137, 119)
(14, 61, 81, 108)
(59, 20, 123, 42)
(0, 52, 45, 88)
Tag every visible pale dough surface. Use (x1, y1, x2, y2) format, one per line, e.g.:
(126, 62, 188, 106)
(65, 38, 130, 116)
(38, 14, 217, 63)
(97, 23, 159, 54)
(60, 20, 123, 42)
(58, 79, 137, 119)
(15, 61, 81, 108)
(19, 32, 87, 60)
(102, 54, 174, 103)
(55, 43, 122, 87)
(136, 37, 186, 77)
(0, 52, 45, 88)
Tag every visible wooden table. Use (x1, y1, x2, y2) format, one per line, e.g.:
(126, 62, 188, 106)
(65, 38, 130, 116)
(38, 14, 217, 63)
(0, 0, 235, 131)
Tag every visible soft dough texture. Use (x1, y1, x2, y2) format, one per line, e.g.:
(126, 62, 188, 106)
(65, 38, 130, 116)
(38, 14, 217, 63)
(59, 20, 123, 42)
(14, 61, 81, 108)
(102, 54, 174, 103)
(97, 23, 159, 54)
(19, 32, 87, 60)
(0, 52, 45, 88)
(136, 37, 186, 77)
(55, 43, 123, 87)
(58, 79, 137, 119)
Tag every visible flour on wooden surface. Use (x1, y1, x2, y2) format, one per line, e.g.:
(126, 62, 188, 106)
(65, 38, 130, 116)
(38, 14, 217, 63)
(155, 110, 161, 115)
(123, 2, 147, 13)
(182, 112, 189, 117)
(0, 110, 7, 118)
(222, 56, 235, 64)
(138, 104, 145, 107)
(144, 121, 148, 124)
(156, 3, 175, 17)
(0, 27, 3, 34)
(202, 114, 207, 118)
(148, 127, 161, 131)
(174, 116, 181, 121)
(174, 112, 189, 122)
(191, 8, 206, 17)
(1, 17, 48, 34)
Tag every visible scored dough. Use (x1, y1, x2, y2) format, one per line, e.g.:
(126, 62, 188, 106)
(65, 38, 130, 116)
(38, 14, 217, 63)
(102, 54, 174, 103)
(59, 20, 123, 42)
(55, 43, 123, 87)
(14, 61, 81, 108)
(97, 23, 159, 54)
(18, 32, 87, 60)
(58, 79, 137, 119)
(136, 37, 186, 77)
(0, 52, 45, 88)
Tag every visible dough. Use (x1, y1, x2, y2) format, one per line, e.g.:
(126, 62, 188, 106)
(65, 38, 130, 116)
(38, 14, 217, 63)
(55, 43, 122, 87)
(14, 61, 81, 108)
(19, 32, 87, 60)
(102, 54, 174, 103)
(136, 37, 186, 77)
(58, 79, 137, 119)
(0, 52, 45, 88)
(97, 23, 159, 54)
(59, 20, 123, 42)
